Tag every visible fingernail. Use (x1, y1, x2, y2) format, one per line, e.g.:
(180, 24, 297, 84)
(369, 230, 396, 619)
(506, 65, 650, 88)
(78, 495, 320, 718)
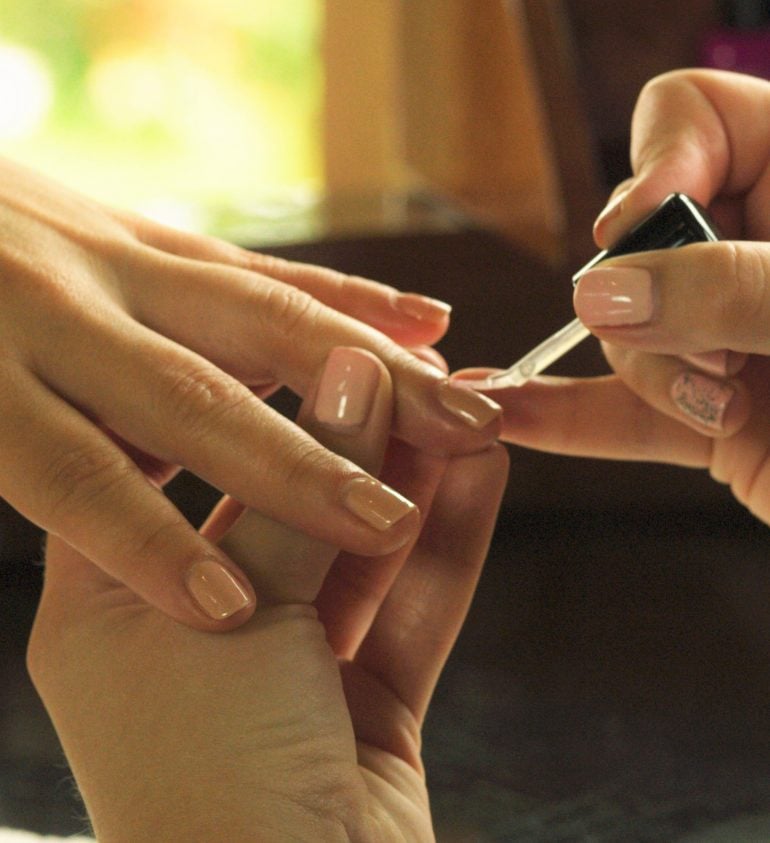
(437, 380, 502, 430)
(393, 292, 452, 321)
(594, 190, 628, 244)
(314, 347, 380, 431)
(682, 350, 729, 377)
(671, 371, 734, 431)
(574, 267, 654, 327)
(341, 477, 417, 531)
(186, 559, 253, 620)
(683, 350, 748, 378)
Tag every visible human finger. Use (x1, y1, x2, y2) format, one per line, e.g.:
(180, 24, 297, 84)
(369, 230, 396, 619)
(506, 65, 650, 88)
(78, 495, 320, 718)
(351, 445, 508, 725)
(452, 369, 711, 467)
(117, 249, 501, 453)
(210, 346, 408, 605)
(304, 348, 464, 659)
(572, 242, 770, 357)
(680, 349, 748, 379)
(119, 210, 451, 346)
(0, 360, 255, 631)
(408, 345, 449, 373)
(33, 314, 421, 558)
(594, 69, 770, 247)
(315, 440, 448, 659)
(601, 343, 751, 437)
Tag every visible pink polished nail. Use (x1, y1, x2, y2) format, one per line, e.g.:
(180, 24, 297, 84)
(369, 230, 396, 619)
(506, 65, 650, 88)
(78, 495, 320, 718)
(437, 380, 502, 430)
(314, 348, 380, 431)
(671, 371, 734, 431)
(683, 350, 749, 378)
(394, 292, 452, 321)
(341, 477, 417, 531)
(186, 559, 253, 620)
(574, 266, 654, 327)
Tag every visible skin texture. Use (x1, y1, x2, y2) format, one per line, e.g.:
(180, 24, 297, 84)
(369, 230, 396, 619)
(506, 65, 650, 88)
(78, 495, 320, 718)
(27, 346, 509, 842)
(459, 70, 770, 527)
(0, 155, 501, 631)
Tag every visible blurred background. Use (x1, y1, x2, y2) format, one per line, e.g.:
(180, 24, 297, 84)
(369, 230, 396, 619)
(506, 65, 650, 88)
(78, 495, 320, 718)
(1, 0, 767, 246)
(3, 1, 770, 840)
(0, 0, 322, 238)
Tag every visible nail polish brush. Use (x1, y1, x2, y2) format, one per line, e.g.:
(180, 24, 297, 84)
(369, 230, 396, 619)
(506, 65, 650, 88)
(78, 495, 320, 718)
(477, 193, 720, 389)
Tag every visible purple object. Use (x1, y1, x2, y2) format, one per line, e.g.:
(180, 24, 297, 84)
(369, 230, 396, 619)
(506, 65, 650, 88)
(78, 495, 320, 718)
(700, 28, 770, 80)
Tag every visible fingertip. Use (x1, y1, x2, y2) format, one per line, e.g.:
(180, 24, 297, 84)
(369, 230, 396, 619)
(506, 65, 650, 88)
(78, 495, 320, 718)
(435, 379, 502, 432)
(392, 291, 452, 324)
(299, 345, 393, 475)
(340, 475, 422, 554)
(450, 366, 496, 384)
(722, 381, 752, 437)
(184, 557, 257, 629)
(681, 350, 749, 379)
(368, 502, 422, 556)
(408, 345, 449, 374)
(670, 370, 750, 438)
(593, 188, 630, 248)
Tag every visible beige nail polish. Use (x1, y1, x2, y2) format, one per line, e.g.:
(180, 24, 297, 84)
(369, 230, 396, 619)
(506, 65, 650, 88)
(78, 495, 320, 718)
(186, 559, 253, 620)
(437, 380, 501, 430)
(574, 267, 654, 327)
(671, 371, 734, 431)
(341, 477, 417, 531)
(314, 347, 380, 430)
(394, 292, 452, 321)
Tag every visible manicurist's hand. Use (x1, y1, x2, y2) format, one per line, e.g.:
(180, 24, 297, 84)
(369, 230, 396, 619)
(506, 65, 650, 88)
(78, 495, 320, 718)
(0, 155, 501, 630)
(458, 70, 770, 525)
(28, 346, 508, 842)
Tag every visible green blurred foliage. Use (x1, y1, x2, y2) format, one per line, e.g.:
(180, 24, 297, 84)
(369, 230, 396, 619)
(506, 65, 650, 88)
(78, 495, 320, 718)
(0, 0, 323, 235)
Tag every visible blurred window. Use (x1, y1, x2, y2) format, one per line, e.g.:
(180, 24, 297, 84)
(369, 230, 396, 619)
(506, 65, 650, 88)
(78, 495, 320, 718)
(0, 0, 322, 237)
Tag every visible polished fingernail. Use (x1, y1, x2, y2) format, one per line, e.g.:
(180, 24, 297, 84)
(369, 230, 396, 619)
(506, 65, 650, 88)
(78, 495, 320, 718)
(574, 266, 654, 327)
(437, 380, 502, 429)
(186, 559, 253, 620)
(594, 190, 628, 233)
(683, 350, 748, 378)
(342, 477, 417, 531)
(314, 347, 380, 431)
(394, 292, 452, 321)
(671, 371, 734, 431)
(682, 350, 730, 377)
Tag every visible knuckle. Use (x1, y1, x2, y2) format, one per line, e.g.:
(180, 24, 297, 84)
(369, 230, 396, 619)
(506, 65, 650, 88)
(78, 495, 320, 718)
(332, 270, 358, 301)
(249, 251, 292, 275)
(164, 362, 251, 434)
(128, 516, 193, 574)
(41, 442, 128, 526)
(260, 282, 323, 335)
(280, 434, 338, 496)
(5, 259, 74, 314)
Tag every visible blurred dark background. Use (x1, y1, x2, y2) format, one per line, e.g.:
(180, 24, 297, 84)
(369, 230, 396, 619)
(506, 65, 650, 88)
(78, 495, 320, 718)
(4, 1, 770, 840)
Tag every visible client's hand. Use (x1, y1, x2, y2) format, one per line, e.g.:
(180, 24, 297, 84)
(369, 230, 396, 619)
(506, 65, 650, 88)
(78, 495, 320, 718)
(0, 155, 502, 633)
(27, 347, 508, 842)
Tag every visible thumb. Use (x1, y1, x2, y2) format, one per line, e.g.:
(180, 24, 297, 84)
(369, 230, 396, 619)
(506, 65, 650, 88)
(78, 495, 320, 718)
(593, 69, 770, 248)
